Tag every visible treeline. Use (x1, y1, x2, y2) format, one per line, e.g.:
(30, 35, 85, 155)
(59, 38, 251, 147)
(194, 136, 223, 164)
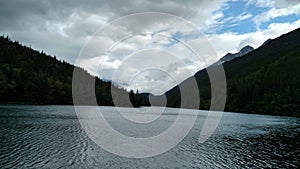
(0, 36, 149, 106)
(164, 28, 300, 117)
(1, 27, 300, 117)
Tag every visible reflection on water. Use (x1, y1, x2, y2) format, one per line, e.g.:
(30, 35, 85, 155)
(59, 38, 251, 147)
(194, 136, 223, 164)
(0, 105, 299, 168)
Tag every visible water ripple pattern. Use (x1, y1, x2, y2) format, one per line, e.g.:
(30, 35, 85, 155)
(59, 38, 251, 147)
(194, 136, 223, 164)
(0, 105, 299, 168)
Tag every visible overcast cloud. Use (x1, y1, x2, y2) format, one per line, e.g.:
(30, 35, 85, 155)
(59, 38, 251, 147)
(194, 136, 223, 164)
(0, 0, 299, 94)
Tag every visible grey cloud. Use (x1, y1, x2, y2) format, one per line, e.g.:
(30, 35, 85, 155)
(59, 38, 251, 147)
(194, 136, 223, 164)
(0, 0, 224, 63)
(0, 0, 227, 93)
(275, 0, 300, 8)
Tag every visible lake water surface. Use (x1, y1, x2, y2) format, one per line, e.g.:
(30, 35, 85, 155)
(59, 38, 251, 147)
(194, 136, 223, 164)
(0, 105, 299, 168)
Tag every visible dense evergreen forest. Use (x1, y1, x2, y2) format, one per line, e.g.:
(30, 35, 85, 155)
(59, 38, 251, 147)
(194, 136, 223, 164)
(1, 27, 299, 117)
(0, 36, 148, 106)
(164, 28, 300, 117)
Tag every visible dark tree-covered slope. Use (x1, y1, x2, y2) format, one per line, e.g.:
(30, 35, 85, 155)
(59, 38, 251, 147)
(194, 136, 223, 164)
(1, 27, 300, 117)
(164, 28, 300, 117)
(0, 36, 148, 106)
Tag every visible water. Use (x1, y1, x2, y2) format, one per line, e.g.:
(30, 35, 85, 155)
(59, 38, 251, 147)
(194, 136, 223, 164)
(0, 105, 299, 168)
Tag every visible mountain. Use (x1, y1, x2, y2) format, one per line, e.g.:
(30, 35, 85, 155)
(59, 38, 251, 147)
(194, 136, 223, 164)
(2, 27, 300, 117)
(220, 45, 254, 63)
(261, 38, 272, 47)
(0, 36, 148, 106)
(162, 28, 300, 117)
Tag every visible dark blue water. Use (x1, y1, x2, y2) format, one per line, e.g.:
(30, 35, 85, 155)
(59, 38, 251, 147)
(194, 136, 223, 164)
(0, 105, 299, 168)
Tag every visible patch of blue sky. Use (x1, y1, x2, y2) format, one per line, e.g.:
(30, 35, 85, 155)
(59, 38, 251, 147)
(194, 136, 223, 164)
(244, 2, 270, 16)
(158, 31, 202, 47)
(218, 20, 256, 34)
(162, 38, 179, 47)
(222, 0, 248, 17)
(213, 0, 272, 34)
(172, 31, 201, 41)
(259, 14, 300, 30)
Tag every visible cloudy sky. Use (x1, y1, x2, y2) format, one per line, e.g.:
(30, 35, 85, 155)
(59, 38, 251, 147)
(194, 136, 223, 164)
(1, 0, 300, 94)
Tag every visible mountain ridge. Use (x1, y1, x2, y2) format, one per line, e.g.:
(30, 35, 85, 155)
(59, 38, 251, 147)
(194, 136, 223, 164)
(162, 27, 300, 117)
(1, 27, 300, 117)
(221, 45, 254, 63)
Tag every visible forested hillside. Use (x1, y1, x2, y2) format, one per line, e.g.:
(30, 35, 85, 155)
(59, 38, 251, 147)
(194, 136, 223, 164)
(1, 27, 300, 117)
(0, 36, 147, 106)
(165, 28, 300, 117)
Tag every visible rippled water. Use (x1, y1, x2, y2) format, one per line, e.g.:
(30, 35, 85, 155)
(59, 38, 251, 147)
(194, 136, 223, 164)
(0, 105, 299, 168)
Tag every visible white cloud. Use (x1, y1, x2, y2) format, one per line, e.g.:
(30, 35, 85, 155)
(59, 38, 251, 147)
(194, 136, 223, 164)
(110, 48, 196, 93)
(207, 19, 300, 58)
(254, 3, 300, 29)
(207, 33, 249, 56)
(0, 0, 230, 63)
(1, 0, 300, 94)
(274, 0, 300, 8)
(247, 0, 274, 8)
(236, 13, 253, 21)
(206, 7, 252, 33)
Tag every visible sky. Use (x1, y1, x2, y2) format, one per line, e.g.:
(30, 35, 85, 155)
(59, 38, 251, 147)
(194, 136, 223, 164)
(0, 0, 300, 94)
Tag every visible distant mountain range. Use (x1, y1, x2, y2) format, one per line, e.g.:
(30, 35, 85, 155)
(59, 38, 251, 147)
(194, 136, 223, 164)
(160, 28, 300, 117)
(220, 38, 275, 64)
(220, 45, 254, 63)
